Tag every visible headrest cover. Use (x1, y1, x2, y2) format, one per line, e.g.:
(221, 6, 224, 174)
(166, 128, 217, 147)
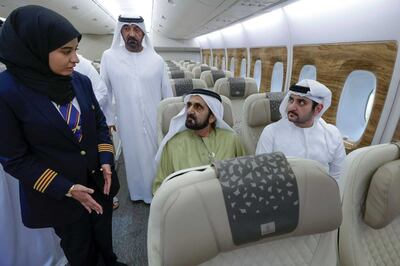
(174, 79, 193, 96)
(170, 70, 185, 79)
(228, 77, 246, 97)
(364, 159, 400, 229)
(214, 152, 299, 245)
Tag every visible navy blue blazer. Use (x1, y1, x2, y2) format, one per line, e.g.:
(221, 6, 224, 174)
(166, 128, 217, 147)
(0, 70, 114, 228)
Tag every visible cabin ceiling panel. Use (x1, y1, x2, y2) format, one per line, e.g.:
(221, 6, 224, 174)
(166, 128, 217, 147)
(0, 0, 116, 34)
(153, 0, 289, 39)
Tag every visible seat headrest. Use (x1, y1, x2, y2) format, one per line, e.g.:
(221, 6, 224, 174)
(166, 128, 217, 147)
(170, 79, 207, 97)
(364, 159, 400, 229)
(169, 70, 185, 79)
(200, 70, 233, 88)
(149, 156, 342, 265)
(247, 92, 285, 127)
(214, 77, 258, 99)
(161, 102, 184, 135)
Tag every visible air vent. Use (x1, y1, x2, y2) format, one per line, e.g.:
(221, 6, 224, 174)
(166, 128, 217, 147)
(71, 5, 79, 10)
(168, 0, 175, 5)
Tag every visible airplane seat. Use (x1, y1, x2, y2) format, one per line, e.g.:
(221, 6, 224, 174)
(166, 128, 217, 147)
(168, 70, 193, 79)
(241, 92, 285, 154)
(148, 154, 342, 266)
(170, 78, 207, 97)
(157, 95, 234, 144)
(167, 66, 184, 72)
(213, 77, 258, 135)
(187, 63, 201, 72)
(339, 143, 400, 266)
(192, 65, 218, 78)
(200, 70, 233, 88)
(213, 77, 258, 99)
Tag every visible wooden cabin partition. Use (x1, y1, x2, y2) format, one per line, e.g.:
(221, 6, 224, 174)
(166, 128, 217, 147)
(202, 49, 211, 65)
(227, 48, 247, 77)
(212, 49, 225, 70)
(291, 42, 397, 150)
(249, 47, 287, 93)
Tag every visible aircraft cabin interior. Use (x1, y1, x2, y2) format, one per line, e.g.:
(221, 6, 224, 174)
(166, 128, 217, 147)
(1, 0, 400, 265)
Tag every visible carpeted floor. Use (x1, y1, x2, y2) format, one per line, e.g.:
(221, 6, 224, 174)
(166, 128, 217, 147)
(112, 157, 150, 266)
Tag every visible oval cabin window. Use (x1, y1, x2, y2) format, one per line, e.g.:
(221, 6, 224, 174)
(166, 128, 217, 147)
(240, 58, 247, 78)
(221, 57, 226, 70)
(253, 59, 262, 91)
(299, 64, 317, 81)
(336, 70, 377, 142)
(230, 57, 235, 76)
(271, 62, 284, 92)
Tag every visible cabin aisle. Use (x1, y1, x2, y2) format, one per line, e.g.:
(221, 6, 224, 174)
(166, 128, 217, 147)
(112, 155, 150, 266)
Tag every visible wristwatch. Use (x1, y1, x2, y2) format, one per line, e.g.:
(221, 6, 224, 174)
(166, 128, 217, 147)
(65, 185, 75, 197)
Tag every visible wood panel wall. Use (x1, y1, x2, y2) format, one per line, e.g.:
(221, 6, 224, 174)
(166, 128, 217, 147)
(212, 49, 225, 69)
(202, 49, 211, 65)
(249, 47, 287, 93)
(291, 42, 397, 151)
(227, 48, 247, 77)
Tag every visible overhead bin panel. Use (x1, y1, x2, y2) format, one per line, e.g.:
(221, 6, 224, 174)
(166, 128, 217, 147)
(0, 0, 116, 34)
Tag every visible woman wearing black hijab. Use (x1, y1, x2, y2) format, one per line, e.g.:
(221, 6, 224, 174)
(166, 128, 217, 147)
(0, 6, 124, 266)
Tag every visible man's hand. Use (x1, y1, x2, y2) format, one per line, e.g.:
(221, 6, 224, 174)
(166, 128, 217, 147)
(101, 164, 112, 195)
(70, 184, 103, 214)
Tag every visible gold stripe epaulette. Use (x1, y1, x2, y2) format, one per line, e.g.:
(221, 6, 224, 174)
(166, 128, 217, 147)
(33, 169, 58, 193)
(98, 143, 114, 153)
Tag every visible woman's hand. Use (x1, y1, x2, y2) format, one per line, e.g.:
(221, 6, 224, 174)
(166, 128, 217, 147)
(70, 185, 103, 214)
(101, 164, 112, 195)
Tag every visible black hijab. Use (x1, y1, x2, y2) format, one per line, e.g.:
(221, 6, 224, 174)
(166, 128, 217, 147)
(0, 5, 81, 105)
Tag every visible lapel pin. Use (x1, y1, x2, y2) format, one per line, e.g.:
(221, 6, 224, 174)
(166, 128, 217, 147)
(91, 104, 95, 110)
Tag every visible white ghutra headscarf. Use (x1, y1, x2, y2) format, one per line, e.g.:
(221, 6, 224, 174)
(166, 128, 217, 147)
(279, 79, 332, 119)
(110, 14, 153, 50)
(155, 89, 233, 164)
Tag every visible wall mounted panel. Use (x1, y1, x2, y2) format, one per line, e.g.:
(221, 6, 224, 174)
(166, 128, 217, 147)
(202, 49, 211, 65)
(249, 47, 287, 93)
(212, 49, 225, 69)
(227, 48, 247, 77)
(291, 42, 397, 151)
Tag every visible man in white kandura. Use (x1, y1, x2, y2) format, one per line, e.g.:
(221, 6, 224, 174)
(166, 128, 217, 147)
(75, 54, 107, 109)
(101, 14, 172, 203)
(153, 89, 246, 193)
(256, 79, 346, 181)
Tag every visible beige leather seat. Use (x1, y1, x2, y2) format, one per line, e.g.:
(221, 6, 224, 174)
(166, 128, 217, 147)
(148, 154, 342, 266)
(187, 63, 201, 72)
(213, 77, 258, 136)
(241, 92, 285, 154)
(156, 95, 234, 144)
(213, 77, 258, 99)
(200, 70, 233, 88)
(170, 79, 207, 97)
(192, 65, 218, 78)
(168, 70, 193, 79)
(339, 143, 400, 266)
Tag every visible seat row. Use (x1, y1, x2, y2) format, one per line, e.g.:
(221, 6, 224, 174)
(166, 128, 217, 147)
(148, 136, 400, 265)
